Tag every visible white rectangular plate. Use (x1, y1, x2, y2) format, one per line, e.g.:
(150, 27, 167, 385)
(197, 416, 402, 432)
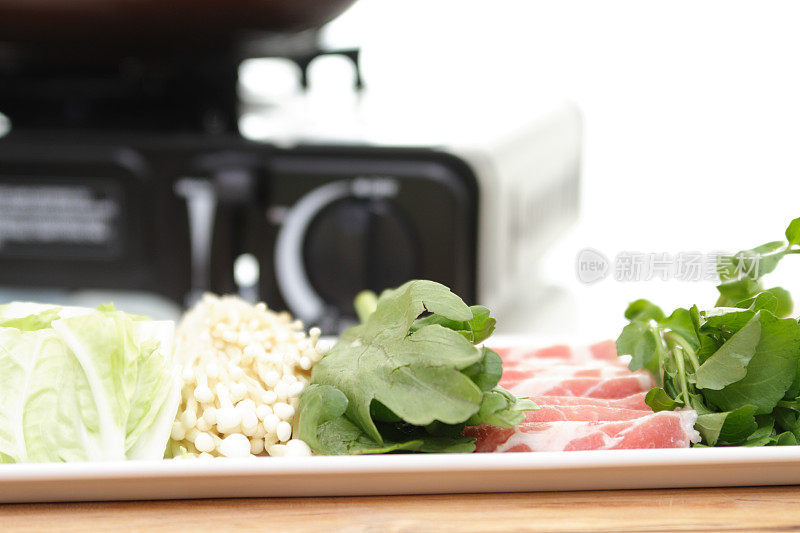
(2, 335, 798, 503)
(2, 447, 800, 503)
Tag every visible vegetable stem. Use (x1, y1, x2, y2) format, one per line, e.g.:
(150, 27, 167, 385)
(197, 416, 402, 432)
(652, 327, 666, 386)
(354, 291, 379, 323)
(672, 345, 691, 404)
(664, 331, 699, 372)
(777, 400, 800, 411)
(663, 333, 691, 404)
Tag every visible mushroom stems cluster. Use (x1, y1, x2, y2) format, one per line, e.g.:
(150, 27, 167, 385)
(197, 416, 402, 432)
(170, 294, 323, 458)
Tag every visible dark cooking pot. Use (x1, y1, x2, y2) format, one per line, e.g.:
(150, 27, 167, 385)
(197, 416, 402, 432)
(0, 0, 356, 50)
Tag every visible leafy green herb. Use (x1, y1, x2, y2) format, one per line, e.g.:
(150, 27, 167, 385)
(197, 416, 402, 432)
(695, 405, 758, 447)
(298, 280, 534, 455)
(616, 217, 800, 446)
(409, 305, 497, 344)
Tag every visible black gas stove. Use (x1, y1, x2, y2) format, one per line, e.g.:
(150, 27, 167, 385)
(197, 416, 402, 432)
(0, 2, 581, 332)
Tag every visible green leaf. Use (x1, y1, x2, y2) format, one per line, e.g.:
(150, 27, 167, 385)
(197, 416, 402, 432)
(370, 400, 402, 423)
(616, 322, 659, 374)
(695, 405, 758, 446)
(701, 307, 756, 336)
(644, 387, 681, 412)
(745, 244, 786, 277)
(716, 278, 763, 307)
(373, 422, 477, 453)
(297, 384, 350, 452)
(659, 307, 700, 350)
(717, 241, 785, 282)
(310, 280, 500, 445)
(773, 407, 800, 443)
(701, 312, 800, 415)
(774, 404, 800, 427)
(410, 305, 496, 344)
(696, 313, 761, 390)
(735, 287, 793, 318)
(326, 416, 474, 455)
(741, 417, 777, 447)
(464, 306, 497, 344)
(685, 392, 713, 415)
(785, 217, 800, 246)
(297, 384, 477, 455)
(466, 387, 536, 428)
(624, 299, 665, 322)
(696, 334, 723, 365)
(462, 347, 503, 391)
(733, 288, 792, 318)
(735, 291, 779, 314)
(763, 287, 792, 318)
(363, 280, 473, 342)
(689, 305, 701, 332)
(662, 374, 681, 401)
(783, 359, 800, 401)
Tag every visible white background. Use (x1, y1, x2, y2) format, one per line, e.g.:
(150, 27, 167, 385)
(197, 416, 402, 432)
(317, 0, 800, 338)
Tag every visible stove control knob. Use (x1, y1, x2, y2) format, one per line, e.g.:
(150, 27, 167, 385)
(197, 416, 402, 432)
(304, 195, 416, 318)
(274, 178, 416, 326)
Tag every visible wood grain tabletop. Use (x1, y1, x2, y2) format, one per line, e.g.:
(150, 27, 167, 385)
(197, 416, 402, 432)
(2, 486, 799, 532)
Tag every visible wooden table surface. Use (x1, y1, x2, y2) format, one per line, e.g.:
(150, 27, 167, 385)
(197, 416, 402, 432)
(2, 486, 799, 532)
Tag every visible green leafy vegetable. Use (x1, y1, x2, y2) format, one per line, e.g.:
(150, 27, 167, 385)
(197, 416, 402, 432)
(616, 217, 800, 446)
(694, 313, 762, 391)
(695, 405, 758, 446)
(0, 302, 179, 462)
(298, 280, 534, 454)
(624, 299, 666, 322)
(786, 219, 800, 246)
(644, 388, 681, 412)
(410, 305, 497, 344)
(617, 320, 661, 376)
(463, 347, 504, 391)
(297, 384, 476, 454)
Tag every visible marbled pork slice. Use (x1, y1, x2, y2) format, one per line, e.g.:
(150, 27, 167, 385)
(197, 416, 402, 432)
(493, 340, 621, 366)
(465, 411, 700, 452)
(530, 393, 651, 411)
(506, 372, 655, 399)
(500, 363, 636, 386)
(524, 404, 652, 423)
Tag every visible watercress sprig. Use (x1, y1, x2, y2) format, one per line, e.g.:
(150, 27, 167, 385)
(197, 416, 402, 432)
(617, 217, 800, 446)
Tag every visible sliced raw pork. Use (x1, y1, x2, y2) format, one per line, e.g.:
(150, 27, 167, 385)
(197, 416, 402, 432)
(495, 339, 653, 400)
(524, 404, 652, 423)
(500, 362, 634, 383)
(472, 340, 700, 451)
(505, 373, 654, 399)
(493, 340, 620, 366)
(465, 410, 700, 452)
(532, 393, 650, 411)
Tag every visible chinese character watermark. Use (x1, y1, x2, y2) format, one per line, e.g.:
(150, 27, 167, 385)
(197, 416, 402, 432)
(575, 249, 761, 284)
